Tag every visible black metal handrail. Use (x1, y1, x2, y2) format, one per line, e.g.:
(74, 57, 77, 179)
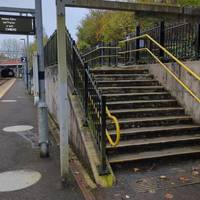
(44, 30, 109, 175)
(81, 22, 200, 67)
(82, 42, 119, 67)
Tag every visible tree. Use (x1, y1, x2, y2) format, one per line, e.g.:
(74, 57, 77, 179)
(77, 10, 164, 51)
(0, 39, 23, 59)
(27, 33, 48, 68)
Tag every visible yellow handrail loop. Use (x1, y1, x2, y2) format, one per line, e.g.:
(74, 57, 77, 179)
(105, 107, 120, 147)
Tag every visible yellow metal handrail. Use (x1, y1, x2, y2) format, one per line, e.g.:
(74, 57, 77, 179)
(119, 34, 200, 104)
(106, 107, 120, 147)
(88, 95, 121, 147)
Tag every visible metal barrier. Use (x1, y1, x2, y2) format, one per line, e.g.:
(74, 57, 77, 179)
(81, 22, 200, 67)
(44, 30, 120, 175)
(119, 34, 200, 103)
(82, 42, 119, 67)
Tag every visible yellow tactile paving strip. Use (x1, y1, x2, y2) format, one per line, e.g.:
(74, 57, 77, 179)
(0, 78, 16, 99)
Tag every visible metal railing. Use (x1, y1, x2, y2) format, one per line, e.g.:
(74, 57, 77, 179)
(82, 22, 200, 67)
(82, 42, 119, 67)
(44, 30, 120, 175)
(119, 34, 200, 103)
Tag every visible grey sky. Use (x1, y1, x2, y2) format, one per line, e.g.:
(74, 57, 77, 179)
(0, 0, 89, 44)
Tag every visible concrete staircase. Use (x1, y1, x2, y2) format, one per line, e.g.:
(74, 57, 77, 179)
(91, 66, 200, 164)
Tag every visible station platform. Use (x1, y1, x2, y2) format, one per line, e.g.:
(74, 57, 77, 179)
(0, 79, 84, 200)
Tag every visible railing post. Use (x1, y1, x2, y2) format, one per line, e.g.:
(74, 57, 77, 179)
(99, 95, 109, 175)
(136, 25, 140, 63)
(108, 42, 111, 66)
(100, 42, 103, 66)
(84, 64, 88, 126)
(72, 40, 76, 88)
(159, 21, 165, 59)
(115, 41, 118, 66)
(196, 24, 200, 59)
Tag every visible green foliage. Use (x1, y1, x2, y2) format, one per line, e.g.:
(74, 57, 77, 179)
(77, 10, 160, 51)
(176, 0, 200, 5)
(28, 34, 48, 68)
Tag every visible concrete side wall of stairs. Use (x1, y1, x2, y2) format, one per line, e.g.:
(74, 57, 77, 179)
(146, 60, 200, 123)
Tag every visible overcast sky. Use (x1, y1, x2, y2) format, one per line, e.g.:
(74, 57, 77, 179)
(0, 0, 89, 44)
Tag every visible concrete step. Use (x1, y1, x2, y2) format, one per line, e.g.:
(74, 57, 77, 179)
(106, 134, 200, 154)
(108, 124, 200, 140)
(107, 99, 178, 109)
(97, 80, 160, 87)
(107, 116, 193, 129)
(108, 146, 200, 164)
(109, 107, 185, 118)
(93, 74, 154, 81)
(100, 86, 165, 94)
(105, 92, 172, 101)
(91, 68, 149, 75)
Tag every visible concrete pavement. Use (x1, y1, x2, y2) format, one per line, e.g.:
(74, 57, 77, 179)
(0, 79, 84, 200)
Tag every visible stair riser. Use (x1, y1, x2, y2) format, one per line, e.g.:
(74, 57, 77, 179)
(109, 127, 200, 141)
(107, 118, 193, 129)
(110, 109, 185, 118)
(97, 81, 160, 87)
(91, 69, 149, 75)
(106, 94, 172, 102)
(109, 150, 200, 164)
(102, 88, 165, 94)
(107, 101, 178, 109)
(107, 140, 200, 155)
(94, 75, 154, 81)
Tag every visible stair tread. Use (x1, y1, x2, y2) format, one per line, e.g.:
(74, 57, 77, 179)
(108, 146, 200, 163)
(110, 107, 184, 114)
(108, 115, 191, 124)
(100, 86, 164, 90)
(109, 124, 200, 135)
(107, 99, 177, 104)
(97, 80, 157, 83)
(91, 68, 147, 72)
(107, 134, 200, 149)
(104, 92, 169, 97)
(94, 73, 151, 76)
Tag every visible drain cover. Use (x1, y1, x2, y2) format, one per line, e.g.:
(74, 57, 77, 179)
(3, 125, 33, 132)
(0, 170, 41, 192)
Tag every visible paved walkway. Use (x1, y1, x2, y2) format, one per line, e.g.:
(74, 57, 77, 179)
(94, 158, 200, 200)
(0, 79, 84, 200)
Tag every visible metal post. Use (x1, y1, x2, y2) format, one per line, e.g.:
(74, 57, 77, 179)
(136, 25, 140, 63)
(196, 24, 200, 59)
(99, 95, 109, 175)
(35, 0, 49, 157)
(26, 22, 31, 94)
(56, 0, 69, 182)
(108, 42, 111, 66)
(115, 41, 118, 66)
(84, 64, 88, 125)
(21, 38, 28, 89)
(159, 21, 165, 59)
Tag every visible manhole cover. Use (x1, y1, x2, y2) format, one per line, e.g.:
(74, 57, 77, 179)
(0, 170, 41, 192)
(3, 125, 33, 132)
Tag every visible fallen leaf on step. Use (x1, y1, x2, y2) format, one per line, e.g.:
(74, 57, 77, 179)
(165, 192, 174, 199)
(148, 189, 156, 194)
(179, 176, 189, 182)
(192, 171, 199, 176)
(133, 168, 140, 172)
(160, 175, 167, 180)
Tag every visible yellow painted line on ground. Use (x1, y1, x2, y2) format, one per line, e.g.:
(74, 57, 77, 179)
(0, 78, 16, 99)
